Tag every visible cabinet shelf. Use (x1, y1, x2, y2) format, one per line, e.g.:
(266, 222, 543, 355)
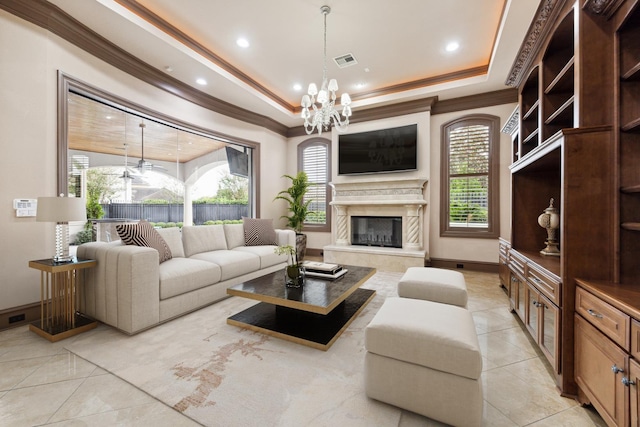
(622, 62, 640, 81)
(522, 128, 539, 145)
(622, 117, 640, 132)
(545, 57, 575, 94)
(621, 185, 640, 193)
(545, 96, 574, 125)
(522, 100, 539, 121)
(622, 222, 640, 231)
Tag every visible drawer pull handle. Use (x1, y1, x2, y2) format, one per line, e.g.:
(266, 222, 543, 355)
(587, 309, 603, 319)
(623, 377, 636, 387)
(612, 364, 624, 374)
(532, 277, 542, 284)
(532, 301, 542, 308)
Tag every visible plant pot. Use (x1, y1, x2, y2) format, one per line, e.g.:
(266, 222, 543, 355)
(296, 233, 307, 261)
(285, 265, 305, 288)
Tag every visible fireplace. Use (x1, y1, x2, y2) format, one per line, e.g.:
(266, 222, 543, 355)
(323, 178, 428, 272)
(351, 216, 402, 248)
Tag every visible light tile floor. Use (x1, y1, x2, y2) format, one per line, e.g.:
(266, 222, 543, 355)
(0, 270, 606, 426)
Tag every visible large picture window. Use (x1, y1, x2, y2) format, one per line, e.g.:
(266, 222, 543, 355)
(58, 73, 258, 237)
(298, 138, 331, 232)
(440, 114, 499, 238)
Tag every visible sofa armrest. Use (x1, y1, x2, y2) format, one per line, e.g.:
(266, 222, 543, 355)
(78, 242, 160, 334)
(275, 229, 296, 247)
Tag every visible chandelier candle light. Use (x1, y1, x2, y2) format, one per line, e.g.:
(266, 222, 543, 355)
(301, 5, 352, 135)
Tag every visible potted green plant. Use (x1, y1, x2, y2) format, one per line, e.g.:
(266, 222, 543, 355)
(274, 244, 305, 287)
(274, 171, 312, 259)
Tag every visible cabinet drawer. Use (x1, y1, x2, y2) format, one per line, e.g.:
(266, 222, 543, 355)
(509, 250, 526, 278)
(576, 287, 630, 350)
(527, 262, 561, 306)
(632, 320, 640, 360)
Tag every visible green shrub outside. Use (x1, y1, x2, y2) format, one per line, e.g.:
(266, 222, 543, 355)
(74, 229, 93, 245)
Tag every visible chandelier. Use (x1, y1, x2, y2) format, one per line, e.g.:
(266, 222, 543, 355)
(300, 5, 352, 135)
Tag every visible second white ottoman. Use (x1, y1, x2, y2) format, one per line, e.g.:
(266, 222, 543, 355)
(364, 297, 483, 426)
(398, 267, 468, 308)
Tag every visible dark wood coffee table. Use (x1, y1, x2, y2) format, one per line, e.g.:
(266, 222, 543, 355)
(227, 265, 376, 350)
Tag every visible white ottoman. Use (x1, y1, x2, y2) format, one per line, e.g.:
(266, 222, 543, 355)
(365, 298, 483, 427)
(398, 267, 468, 308)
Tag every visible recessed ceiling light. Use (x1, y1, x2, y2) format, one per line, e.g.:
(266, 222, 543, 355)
(355, 82, 366, 89)
(293, 83, 302, 91)
(236, 38, 250, 48)
(196, 78, 207, 85)
(446, 42, 460, 52)
(164, 66, 173, 72)
(105, 115, 112, 120)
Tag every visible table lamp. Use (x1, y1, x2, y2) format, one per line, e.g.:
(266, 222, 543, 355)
(37, 194, 87, 263)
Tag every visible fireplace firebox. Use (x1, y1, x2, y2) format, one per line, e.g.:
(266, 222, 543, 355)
(351, 216, 402, 248)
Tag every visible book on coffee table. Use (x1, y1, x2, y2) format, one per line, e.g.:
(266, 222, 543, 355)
(302, 261, 343, 275)
(304, 268, 348, 280)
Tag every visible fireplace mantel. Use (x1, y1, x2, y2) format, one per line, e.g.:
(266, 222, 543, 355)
(330, 178, 428, 205)
(324, 178, 428, 272)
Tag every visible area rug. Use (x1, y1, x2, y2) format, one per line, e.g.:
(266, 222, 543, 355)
(65, 271, 405, 426)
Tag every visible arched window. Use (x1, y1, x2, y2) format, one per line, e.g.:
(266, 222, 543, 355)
(440, 114, 500, 238)
(298, 137, 331, 232)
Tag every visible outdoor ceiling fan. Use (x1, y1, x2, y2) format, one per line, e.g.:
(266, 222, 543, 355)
(135, 121, 165, 172)
(120, 142, 137, 180)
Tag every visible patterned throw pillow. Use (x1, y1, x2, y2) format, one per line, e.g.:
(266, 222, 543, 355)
(116, 220, 173, 263)
(242, 217, 277, 246)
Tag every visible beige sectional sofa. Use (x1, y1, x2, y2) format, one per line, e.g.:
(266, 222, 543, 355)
(77, 223, 295, 334)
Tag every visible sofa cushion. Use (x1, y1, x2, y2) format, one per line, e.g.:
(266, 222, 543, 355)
(234, 246, 287, 269)
(190, 250, 260, 281)
(159, 257, 222, 300)
(242, 217, 277, 246)
(116, 220, 172, 263)
(365, 297, 482, 380)
(182, 225, 228, 257)
(157, 227, 185, 258)
(224, 223, 245, 249)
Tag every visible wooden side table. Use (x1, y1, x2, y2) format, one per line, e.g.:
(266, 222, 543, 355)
(28, 258, 97, 342)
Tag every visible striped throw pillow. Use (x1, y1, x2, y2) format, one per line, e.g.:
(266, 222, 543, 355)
(116, 220, 173, 263)
(242, 218, 277, 246)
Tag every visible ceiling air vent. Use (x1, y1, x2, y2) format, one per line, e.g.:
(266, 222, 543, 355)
(333, 53, 357, 68)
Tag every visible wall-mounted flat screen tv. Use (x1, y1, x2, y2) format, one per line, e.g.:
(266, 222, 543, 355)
(225, 146, 249, 178)
(338, 124, 417, 175)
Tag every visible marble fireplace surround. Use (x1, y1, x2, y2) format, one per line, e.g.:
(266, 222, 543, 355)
(323, 178, 428, 272)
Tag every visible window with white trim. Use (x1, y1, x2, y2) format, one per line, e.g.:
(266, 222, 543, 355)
(440, 114, 499, 238)
(299, 138, 331, 232)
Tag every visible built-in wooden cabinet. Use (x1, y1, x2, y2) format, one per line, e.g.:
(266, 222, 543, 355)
(575, 312, 628, 427)
(504, 0, 627, 395)
(569, 4, 640, 424)
(574, 281, 640, 427)
(508, 248, 561, 373)
(498, 238, 510, 291)
(618, 4, 640, 284)
(630, 359, 640, 426)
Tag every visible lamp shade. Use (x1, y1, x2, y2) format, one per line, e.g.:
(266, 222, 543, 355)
(36, 196, 87, 223)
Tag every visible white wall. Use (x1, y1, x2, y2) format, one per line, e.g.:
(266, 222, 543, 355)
(0, 10, 287, 311)
(429, 104, 515, 263)
(289, 104, 516, 265)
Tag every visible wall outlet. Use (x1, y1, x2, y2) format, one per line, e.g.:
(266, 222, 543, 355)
(9, 314, 25, 324)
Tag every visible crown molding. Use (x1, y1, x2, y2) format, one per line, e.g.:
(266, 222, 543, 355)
(505, 0, 566, 87)
(0, 0, 290, 136)
(2, 0, 521, 140)
(431, 88, 517, 115)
